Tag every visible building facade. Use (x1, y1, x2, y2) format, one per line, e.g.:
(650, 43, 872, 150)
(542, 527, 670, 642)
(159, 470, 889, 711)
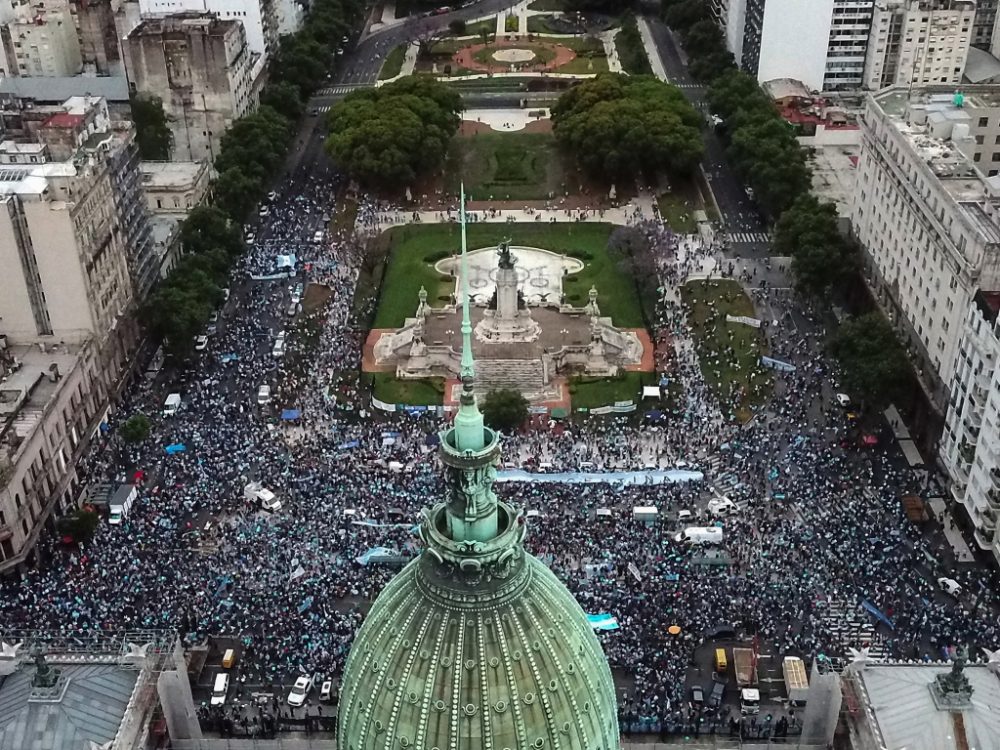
(0, 0, 84, 76)
(71, 0, 125, 75)
(852, 86, 1000, 407)
(974, 0, 998, 49)
(863, 0, 975, 90)
(140, 160, 210, 214)
(825, 0, 875, 90)
(0, 96, 152, 570)
(123, 14, 259, 162)
(940, 291, 1000, 563)
(136, 0, 277, 57)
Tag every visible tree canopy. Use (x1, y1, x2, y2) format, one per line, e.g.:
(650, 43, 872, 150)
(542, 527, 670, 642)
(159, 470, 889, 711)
(772, 195, 856, 297)
(120, 414, 151, 443)
(552, 74, 704, 180)
(130, 94, 172, 160)
(830, 313, 910, 410)
(481, 389, 529, 432)
(324, 76, 462, 188)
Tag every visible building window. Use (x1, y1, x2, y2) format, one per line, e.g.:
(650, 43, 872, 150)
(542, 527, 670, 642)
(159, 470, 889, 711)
(980, 116, 989, 127)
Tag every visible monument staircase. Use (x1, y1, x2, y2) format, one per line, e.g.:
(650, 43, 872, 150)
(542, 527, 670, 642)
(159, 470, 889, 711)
(473, 359, 546, 398)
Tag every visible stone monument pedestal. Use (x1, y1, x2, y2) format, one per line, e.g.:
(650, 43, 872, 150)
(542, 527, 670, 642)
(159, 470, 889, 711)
(475, 244, 541, 344)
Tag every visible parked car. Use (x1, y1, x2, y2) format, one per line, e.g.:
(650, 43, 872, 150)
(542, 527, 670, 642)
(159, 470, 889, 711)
(194, 335, 208, 351)
(319, 680, 333, 702)
(690, 684, 705, 707)
(257, 384, 272, 406)
(938, 577, 962, 597)
(287, 675, 314, 707)
(708, 676, 725, 707)
(835, 392, 852, 408)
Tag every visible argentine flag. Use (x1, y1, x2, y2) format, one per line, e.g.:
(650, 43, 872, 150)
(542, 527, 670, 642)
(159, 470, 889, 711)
(586, 613, 620, 631)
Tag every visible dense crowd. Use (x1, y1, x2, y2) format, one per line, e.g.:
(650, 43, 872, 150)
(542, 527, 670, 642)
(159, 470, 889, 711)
(1, 160, 997, 741)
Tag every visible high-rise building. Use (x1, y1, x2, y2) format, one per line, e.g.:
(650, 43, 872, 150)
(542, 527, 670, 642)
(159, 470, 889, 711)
(71, 0, 125, 76)
(135, 0, 277, 58)
(123, 14, 260, 163)
(0, 0, 83, 76)
(852, 86, 1000, 407)
(733, 0, 876, 92)
(940, 290, 1000, 563)
(973, 0, 998, 49)
(863, 0, 975, 90)
(338, 194, 620, 750)
(125, 13, 260, 162)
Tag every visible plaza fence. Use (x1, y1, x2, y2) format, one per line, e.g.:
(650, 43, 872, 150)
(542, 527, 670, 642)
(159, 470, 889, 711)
(172, 741, 336, 750)
(370, 396, 444, 415)
(370, 396, 640, 417)
(580, 400, 637, 415)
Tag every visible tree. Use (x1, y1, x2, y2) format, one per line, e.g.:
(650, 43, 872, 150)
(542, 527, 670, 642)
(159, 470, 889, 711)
(120, 414, 151, 443)
(482, 389, 529, 432)
(552, 74, 704, 180)
(130, 94, 172, 160)
(689, 49, 736, 83)
(682, 18, 724, 58)
(214, 166, 263, 221)
(181, 205, 243, 259)
(663, 0, 709, 33)
(260, 81, 305, 120)
(830, 312, 910, 410)
(324, 76, 462, 189)
(772, 194, 856, 297)
(58, 508, 101, 544)
(448, 18, 466, 34)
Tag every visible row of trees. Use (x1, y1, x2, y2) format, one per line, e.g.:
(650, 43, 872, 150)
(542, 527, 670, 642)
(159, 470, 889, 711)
(664, 0, 909, 408)
(143, 0, 363, 355)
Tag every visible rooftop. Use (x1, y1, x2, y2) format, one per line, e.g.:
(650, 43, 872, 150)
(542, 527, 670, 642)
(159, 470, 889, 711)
(140, 160, 207, 189)
(39, 112, 85, 129)
(0, 161, 78, 197)
(965, 46, 1000, 85)
(0, 75, 129, 104)
(1, 343, 82, 467)
(130, 12, 239, 36)
(0, 660, 139, 750)
(856, 664, 1000, 750)
(809, 144, 859, 218)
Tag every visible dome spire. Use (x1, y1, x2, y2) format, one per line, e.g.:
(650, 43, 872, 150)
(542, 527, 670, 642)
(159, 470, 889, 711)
(452, 183, 485, 453)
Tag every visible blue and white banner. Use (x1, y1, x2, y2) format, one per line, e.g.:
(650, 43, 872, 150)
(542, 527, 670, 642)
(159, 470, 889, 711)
(587, 613, 620, 631)
(496, 469, 703, 485)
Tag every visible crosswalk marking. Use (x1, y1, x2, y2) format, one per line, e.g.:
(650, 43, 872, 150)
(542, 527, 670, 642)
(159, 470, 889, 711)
(724, 232, 770, 244)
(673, 83, 701, 89)
(314, 105, 331, 114)
(315, 83, 372, 96)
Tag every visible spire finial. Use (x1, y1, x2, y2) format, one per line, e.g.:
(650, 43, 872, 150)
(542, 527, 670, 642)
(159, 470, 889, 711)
(460, 183, 474, 385)
(451, 184, 485, 453)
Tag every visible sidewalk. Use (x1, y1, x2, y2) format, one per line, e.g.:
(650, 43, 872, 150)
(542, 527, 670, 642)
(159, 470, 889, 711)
(601, 28, 623, 73)
(637, 17, 668, 82)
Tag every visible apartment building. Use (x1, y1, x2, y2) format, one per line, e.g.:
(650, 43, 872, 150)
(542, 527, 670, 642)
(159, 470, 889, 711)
(0, 96, 153, 570)
(70, 0, 125, 75)
(973, 0, 998, 49)
(0, 0, 84, 76)
(852, 86, 1000, 409)
(731, 0, 875, 91)
(135, 0, 277, 57)
(123, 14, 259, 162)
(863, 0, 975, 90)
(939, 291, 1000, 564)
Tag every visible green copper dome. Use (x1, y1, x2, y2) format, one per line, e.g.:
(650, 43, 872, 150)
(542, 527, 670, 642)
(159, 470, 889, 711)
(337, 188, 619, 750)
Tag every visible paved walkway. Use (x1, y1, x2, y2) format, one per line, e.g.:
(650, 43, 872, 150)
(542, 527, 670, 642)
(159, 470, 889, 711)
(927, 497, 977, 563)
(380, 1, 396, 24)
(364, 201, 658, 233)
(637, 16, 668, 82)
(600, 28, 623, 73)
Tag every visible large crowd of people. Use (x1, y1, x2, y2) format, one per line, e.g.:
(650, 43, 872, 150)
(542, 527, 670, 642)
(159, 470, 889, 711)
(1, 157, 997, 741)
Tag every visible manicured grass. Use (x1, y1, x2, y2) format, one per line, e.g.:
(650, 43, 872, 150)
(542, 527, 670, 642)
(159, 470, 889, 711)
(657, 176, 704, 234)
(679, 279, 772, 422)
(373, 223, 643, 330)
(446, 131, 567, 202)
(373, 372, 445, 405)
(505, 13, 519, 32)
(528, 0, 566, 10)
(526, 14, 559, 33)
(616, 16, 652, 75)
(570, 371, 654, 409)
(463, 17, 496, 37)
(552, 36, 608, 74)
(379, 44, 407, 80)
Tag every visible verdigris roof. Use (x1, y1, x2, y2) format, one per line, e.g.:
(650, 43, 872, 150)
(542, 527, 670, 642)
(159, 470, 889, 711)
(0, 662, 138, 750)
(338, 501, 619, 750)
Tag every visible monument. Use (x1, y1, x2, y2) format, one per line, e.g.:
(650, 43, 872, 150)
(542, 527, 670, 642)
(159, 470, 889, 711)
(474, 239, 542, 344)
(339, 187, 620, 749)
(369, 204, 648, 401)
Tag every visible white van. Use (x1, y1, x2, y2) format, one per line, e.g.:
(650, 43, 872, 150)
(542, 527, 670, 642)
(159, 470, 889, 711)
(108, 484, 137, 526)
(632, 506, 658, 524)
(708, 497, 738, 517)
(312, 230, 324, 243)
(257, 385, 272, 405)
(162, 393, 182, 417)
(211, 673, 230, 706)
(675, 526, 724, 545)
(272, 339, 286, 358)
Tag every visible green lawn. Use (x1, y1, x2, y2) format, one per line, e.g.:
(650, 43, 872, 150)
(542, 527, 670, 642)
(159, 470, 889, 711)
(373, 223, 644, 329)
(373, 372, 445, 405)
(679, 279, 773, 422)
(570, 371, 654, 409)
(657, 176, 705, 234)
(446, 131, 569, 202)
(505, 13, 519, 32)
(526, 14, 558, 33)
(379, 44, 407, 80)
(463, 17, 496, 36)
